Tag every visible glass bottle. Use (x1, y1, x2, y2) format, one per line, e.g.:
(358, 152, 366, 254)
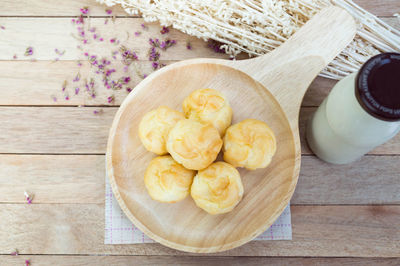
(306, 53, 400, 164)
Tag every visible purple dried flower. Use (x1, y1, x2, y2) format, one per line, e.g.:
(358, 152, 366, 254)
(52, 96, 57, 102)
(143, 74, 148, 78)
(24, 46, 33, 56)
(62, 80, 67, 91)
(80, 7, 89, 15)
(75, 87, 80, 95)
(160, 41, 166, 49)
(93, 34, 97, 39)
(73, 73, 81, 82)
(134, 31, 141, 36)
(99, 37, 104, 42)
(84, 52, 89, 57)
(126, 87, 132, 92)
(152, 61, 159, 69)
(104, 19, 109, 25)
(141, 23, 148, 30)
(107, 95, 114, 103)
(186, 41, 192, 50)
(76, 15, 84, 24)
(123, 77, 131, 83)
(11, 249, 18, 256)
(55, 49, 65, 56)
(12, 54, 17, 60)
(207, 40, 225, 53)
(65, 95, 70, 100)
(148, 47, 160, 61)
(160, 26, 169, 34)
(25, 260, 30, 266)
(24, 191, 33, 204)
(93, 109, 103, 115)
(120, 46, 138, 65)
(0, 25, 5, 30)
(83, 39, 88, 44)
(110, 38, 116, 43)
(89, 27, 96, 33)
(106, 9, 112, 14)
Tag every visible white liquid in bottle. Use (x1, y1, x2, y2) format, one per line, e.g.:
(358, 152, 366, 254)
(307, 53, 400, 164)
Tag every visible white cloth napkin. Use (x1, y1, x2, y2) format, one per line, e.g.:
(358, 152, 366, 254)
(105, 177, 292, 244)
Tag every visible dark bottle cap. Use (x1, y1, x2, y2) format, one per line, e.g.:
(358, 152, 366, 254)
(355, 53, 400, 122)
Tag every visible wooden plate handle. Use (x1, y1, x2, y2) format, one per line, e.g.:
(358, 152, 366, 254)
(232, 6, 356, 123)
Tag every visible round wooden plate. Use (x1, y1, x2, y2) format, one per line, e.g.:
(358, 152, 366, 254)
(106, 7, 356, 253)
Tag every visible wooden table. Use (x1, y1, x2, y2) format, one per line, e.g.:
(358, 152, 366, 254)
(0, 0, 399, 265)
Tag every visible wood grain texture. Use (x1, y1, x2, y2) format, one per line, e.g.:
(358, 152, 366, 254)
(0, 0, 398, 261)
(1, 256, 400, 266)
(0, 0, 398, 17)
(0, 204, 398, 256)
(0, 17, 396, 108)
(0, 0, 130, 17)
(0, 61, 330, 106)
(0, 107, 398, 154)
(0, 61, 166, 106)
(0, 18, 231, 61)
(0, 155, 105, 204)
(0, 107, 116, 154)
(0, 155, 398, 204)
(0, 17, 396, 62)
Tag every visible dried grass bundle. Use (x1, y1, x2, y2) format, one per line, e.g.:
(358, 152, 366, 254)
(97, 0, 400, 79)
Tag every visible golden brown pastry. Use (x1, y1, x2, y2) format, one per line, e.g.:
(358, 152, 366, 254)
(144, 155, 196, 203)
(223, 119, 277, 170)
(139, 106, 185, 155)
(167, 119, 223, 170)
(191, 161, 244, 214)
(182, 88, 233, 136)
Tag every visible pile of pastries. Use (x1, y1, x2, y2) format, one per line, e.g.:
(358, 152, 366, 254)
(139, 88, 277, 215)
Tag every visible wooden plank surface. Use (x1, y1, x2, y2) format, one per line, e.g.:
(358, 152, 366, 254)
(0, 204, 399, 256)
(0, 155, 105, 204)
(0, 18, 230, 61)
(0, 0, 399, 17)
(1, 256, 400, 266)
(0, 107, 398, 154)
(0, 17, 397, 61)
(0, 61, 331, 107)
(1, 0, 399, 261)
(0, 17, 397, 107)
(0, 107, 115, 154)
(0, 0, 130, 17)
(0, 154, 398, 205)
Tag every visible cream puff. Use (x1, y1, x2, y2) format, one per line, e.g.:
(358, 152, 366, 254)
(191, 161, 244, 214)
(223, 119, 277, 170)
(167, 119, 223, 170)
(182, 88, 232, 136)
(139, 106, 185, 155)
(144, 155, 196, 203)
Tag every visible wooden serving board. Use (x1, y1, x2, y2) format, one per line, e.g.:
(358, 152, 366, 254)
(106, 6, 356, 253)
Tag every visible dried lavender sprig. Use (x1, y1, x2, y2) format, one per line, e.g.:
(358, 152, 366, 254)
(24, 47, 33, 56)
